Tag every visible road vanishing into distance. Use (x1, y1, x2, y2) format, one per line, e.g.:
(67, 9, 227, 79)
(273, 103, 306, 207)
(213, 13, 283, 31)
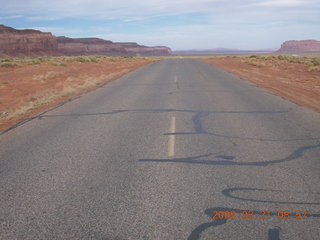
(1, 59, 320, 240)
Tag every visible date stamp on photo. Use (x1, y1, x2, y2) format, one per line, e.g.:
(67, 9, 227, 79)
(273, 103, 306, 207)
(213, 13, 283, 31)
(212, 210, 309, 220)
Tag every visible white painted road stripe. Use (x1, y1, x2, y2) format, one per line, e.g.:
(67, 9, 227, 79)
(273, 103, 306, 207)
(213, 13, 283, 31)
(168, 116, 176, 157)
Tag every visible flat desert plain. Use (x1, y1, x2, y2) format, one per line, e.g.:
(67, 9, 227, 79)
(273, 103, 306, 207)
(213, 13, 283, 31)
(0, 56, 156, 131)
(203, 56, 320, 112)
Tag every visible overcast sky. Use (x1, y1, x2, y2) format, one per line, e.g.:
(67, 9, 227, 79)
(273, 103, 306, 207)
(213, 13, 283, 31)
(0, 0, 319, 50)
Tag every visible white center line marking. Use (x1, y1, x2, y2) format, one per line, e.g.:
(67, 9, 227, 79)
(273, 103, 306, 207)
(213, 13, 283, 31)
(168, 116, 176, 157)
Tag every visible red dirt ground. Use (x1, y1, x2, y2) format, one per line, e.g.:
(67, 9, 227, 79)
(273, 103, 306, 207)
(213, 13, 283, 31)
(202, 57, 320, 112)
(0, 58, 156, 131)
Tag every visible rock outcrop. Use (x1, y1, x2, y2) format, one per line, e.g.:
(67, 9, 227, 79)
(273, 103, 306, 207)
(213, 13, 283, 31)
(276, 40, 320, 54)
(0, 24, 59, 57)
(0, 25, 172, 57)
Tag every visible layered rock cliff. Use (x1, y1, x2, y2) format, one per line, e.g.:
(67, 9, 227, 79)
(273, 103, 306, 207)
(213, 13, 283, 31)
(277, 40, 320, 54)
(0, 24, 59, 57)
(56, 37, 126, 56)
(122, 44, 172, 56)
(57, 37, 172, 56)
(0, 25, 172, 57)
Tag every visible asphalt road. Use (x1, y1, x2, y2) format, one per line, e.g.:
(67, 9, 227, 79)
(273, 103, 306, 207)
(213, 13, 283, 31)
(1, 59, 320, 240)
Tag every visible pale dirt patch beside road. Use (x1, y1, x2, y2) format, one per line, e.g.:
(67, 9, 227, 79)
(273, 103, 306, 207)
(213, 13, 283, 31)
(0, 57, 156, 131)
(202, 57, 320, 112)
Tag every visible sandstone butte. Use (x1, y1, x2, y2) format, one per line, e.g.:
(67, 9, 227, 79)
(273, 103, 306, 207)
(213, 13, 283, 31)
(276, 40, 320, 54)
(0, 24, 172, 57)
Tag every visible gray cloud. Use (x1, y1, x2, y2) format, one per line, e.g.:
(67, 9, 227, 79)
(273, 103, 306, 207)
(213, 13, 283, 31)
(1, 0, 319, 50)
(1, 0, 318, 20)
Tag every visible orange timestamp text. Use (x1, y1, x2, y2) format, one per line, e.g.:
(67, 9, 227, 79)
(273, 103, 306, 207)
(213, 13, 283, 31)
(212, 210, 308, 220)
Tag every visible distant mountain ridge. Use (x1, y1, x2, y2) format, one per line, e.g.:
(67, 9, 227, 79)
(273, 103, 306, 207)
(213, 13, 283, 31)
(174, 48, 275, 55)
(0, 25, 172, 57)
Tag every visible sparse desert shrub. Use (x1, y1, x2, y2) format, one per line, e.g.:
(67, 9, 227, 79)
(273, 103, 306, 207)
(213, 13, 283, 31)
(249, 55, 258, 58)
(46, 61, 67, 66)
(73, 56, 101, 63)
(308, 66, 320, 72)
(46, 61, 58, 66)
(256, 55, 269, 60)
(75, 56, 88, 62)
(64, 57, 74, 63)
(0, 58, 11, 62)
(0, 62, 19, 68)
(53, 56, 73, 63)
(54, 62, 67, 66)
(27, 59, 42, 65)
(245, 59, 267, 67)
(272, 55, 320, 66)
(87, 56, 100, 62)
(277, 55, 291, 60)
(311, 58, 320, 66)
(120, 56, 135, 61)
(287, 57, 298, 63)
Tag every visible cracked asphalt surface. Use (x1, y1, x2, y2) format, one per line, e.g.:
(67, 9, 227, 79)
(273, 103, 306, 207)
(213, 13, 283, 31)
(0, 59, 320, 239)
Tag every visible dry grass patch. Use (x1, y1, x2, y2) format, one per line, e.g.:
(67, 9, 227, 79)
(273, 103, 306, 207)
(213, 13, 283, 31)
(242, 58, 269, 67)
(32, 71, 60, 81)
